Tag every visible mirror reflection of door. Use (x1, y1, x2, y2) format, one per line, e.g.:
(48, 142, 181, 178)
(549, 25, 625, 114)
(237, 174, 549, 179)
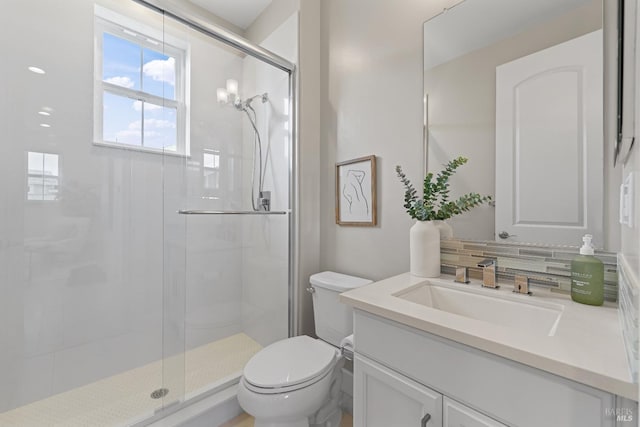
(423, 0, 613, 247)
(495, 30, 603, 245)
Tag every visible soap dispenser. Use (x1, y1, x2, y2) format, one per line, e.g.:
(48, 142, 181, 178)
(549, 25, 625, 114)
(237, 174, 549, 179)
(570, 234, 604, 306)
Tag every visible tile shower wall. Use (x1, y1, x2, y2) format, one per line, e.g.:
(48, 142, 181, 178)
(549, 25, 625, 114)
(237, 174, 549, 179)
(0, 0, 256, 412)
(441, 239, 618, 302)
(241, 13, 298, 347)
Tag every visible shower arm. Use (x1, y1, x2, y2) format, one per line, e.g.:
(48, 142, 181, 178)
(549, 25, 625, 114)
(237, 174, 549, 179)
(234, 93, 268, 111)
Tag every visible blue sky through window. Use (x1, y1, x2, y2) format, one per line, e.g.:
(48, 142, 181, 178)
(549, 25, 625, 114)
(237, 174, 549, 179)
(103, 33, 140, 90)
(102, 31, 177, 150)
(144, 102, 177, 150)
(103, 92, 141, 145)
(143, 48, 175, 99)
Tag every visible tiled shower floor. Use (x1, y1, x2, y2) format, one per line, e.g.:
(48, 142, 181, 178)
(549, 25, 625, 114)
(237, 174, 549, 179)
(0, 333, 262, 427)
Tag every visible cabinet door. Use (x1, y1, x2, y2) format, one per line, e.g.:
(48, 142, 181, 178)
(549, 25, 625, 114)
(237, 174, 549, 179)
(354, 355, 442, 427)
(443, 397, 507, 427)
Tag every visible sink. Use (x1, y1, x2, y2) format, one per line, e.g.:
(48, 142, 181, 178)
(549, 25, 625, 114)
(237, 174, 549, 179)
(393, 283, 563, 336)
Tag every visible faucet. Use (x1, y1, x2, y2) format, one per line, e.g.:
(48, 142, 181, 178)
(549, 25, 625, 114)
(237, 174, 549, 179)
(513, 275, 532, 295)
(258, 191, 271, 211)
(477, 259, 498, 289)
(454, 267, 470, 284)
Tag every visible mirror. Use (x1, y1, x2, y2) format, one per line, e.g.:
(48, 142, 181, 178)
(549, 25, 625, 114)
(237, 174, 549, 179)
(616, 0, 637, 166)
(424, 0, 619, 250)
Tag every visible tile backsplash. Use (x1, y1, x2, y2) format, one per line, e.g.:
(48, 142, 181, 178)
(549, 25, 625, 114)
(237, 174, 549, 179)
(440, 239, 618, 302)
(618, 254, 639, 382)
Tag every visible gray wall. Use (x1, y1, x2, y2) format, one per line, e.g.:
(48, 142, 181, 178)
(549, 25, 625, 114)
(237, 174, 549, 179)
(318, 0, 626, 284)
(319, 0, 454, 281)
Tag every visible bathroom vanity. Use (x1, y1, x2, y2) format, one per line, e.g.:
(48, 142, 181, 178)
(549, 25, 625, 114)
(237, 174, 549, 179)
(340, 274, 637, 427)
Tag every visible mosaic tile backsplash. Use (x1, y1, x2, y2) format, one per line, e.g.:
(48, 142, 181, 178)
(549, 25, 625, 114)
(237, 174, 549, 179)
(440, 239, 618, 302)
(618, 254, 639, 382)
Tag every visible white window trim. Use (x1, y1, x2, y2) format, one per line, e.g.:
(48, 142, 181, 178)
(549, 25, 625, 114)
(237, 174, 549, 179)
(26, 151, 61, 202)
(93, 6, 190, 156)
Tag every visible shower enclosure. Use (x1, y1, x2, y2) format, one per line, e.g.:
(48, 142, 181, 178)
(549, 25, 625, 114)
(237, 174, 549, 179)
(0, 0, 296, 425)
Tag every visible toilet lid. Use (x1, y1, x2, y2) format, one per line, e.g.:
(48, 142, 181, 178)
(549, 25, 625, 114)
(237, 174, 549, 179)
(243, 336, 337, 390)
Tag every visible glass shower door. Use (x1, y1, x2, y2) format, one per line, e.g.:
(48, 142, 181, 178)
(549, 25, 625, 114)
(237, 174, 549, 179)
(0, 0, 295, 424)
(0, 0, 185, 424)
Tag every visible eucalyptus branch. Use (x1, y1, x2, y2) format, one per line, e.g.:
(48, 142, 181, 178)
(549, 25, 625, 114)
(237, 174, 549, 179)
(396, 157, 492, 222)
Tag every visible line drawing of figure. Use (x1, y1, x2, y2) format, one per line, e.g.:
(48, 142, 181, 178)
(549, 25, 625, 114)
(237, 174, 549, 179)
(342, 169, 369, 217)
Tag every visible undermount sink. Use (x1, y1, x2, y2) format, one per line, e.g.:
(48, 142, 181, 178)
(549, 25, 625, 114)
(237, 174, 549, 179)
(393, 283, 563, 336)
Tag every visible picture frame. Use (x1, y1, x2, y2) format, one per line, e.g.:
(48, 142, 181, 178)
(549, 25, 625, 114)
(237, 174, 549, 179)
(335, 155, 377, 226)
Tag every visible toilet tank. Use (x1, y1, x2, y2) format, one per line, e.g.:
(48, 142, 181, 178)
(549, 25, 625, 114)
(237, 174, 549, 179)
(310, 271, 372, 347)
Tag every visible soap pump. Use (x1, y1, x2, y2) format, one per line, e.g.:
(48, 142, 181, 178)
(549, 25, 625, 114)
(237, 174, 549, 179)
(570, 234, 604, 306)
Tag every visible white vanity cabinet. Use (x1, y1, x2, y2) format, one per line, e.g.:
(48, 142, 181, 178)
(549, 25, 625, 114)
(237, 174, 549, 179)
(355, 354, 506, 427)
(354, 355, 443, 427)
(353, 356, 442, 427)
(443, 397, 507, 427)
(352, 310, 624, 427)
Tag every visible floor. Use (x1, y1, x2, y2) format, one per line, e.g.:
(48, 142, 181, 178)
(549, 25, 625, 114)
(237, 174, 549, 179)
(221, 412, 354, 427)
(0, 333, 262, 427)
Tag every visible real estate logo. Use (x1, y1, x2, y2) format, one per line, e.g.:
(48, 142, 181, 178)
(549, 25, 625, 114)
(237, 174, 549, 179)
(605, 407, 634, 422)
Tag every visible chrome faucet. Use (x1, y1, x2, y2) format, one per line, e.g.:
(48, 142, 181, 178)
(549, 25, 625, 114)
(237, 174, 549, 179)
(513, 275, 532, 295)
(477, 259, 498, 288)
(454, 267, 470, 284)
(258, 191, 271, 211)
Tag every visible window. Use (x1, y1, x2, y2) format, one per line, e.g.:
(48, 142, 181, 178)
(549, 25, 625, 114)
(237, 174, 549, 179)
(203, 150, 221, 189)
(27, 152, 59, 201)
(94, 9, 187, 154)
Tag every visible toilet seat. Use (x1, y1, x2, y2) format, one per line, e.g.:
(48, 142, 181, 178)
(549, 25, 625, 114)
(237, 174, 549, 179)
(243, 336, 337, 395)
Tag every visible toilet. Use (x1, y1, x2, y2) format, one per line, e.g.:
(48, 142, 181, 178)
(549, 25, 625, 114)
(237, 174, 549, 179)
(237, 271, 372, 427)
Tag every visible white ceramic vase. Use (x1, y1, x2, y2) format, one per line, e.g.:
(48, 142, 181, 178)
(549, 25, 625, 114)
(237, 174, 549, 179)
(409, 220, 441, 278)
(433, 220, 453, 240)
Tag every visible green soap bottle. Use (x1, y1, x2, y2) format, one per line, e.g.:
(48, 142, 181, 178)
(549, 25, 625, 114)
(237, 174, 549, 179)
(571, 234, 604, 306)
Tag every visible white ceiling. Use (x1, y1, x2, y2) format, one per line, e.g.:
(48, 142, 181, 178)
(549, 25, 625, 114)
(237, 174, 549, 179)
(188, 0, 273, 30)
(423, 0, 595, 70)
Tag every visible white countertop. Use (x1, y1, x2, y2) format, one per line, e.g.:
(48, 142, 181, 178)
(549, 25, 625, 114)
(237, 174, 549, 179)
(340, 272, 638, 400)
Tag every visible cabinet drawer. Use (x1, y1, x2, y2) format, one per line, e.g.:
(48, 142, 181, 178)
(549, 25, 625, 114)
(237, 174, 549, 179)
(444, 397, 507, 427)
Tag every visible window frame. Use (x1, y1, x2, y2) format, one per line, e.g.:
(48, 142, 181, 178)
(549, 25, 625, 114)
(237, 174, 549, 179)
(93, 7, 189, 156)
(203, 149, 222, 191)
(26, 151, 60, 202)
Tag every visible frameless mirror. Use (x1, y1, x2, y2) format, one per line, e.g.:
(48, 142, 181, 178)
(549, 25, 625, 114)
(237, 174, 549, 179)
(616, 0, 637, 166)
(424, 0, 619, 250)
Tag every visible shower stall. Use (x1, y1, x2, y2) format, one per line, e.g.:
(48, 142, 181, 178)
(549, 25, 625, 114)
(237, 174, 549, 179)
(0, 0, 297, 425)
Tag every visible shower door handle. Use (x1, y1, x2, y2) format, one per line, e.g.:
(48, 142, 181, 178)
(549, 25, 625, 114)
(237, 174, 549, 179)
(178, 210, 289, 215)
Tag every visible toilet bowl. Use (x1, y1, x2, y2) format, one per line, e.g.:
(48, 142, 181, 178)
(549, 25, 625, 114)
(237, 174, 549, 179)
(237, 336, 343, 427)
(237, 271, 372, 427)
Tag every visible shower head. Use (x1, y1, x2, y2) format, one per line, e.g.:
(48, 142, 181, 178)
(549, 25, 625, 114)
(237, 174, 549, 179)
(235, 93, 269, 111)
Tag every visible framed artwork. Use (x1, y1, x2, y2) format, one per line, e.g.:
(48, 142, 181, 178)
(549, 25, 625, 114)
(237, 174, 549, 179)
(335, 155, 377, 226)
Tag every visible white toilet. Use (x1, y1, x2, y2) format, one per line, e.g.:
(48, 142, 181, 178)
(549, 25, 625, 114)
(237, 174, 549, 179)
(237, 271, 372, 427)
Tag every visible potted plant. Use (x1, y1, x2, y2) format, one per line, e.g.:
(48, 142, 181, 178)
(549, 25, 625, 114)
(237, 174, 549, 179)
(396, 157, 492, 278)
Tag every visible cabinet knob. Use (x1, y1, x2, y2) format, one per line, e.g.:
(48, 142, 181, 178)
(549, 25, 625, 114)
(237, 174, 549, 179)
(421, 412, 431, 426)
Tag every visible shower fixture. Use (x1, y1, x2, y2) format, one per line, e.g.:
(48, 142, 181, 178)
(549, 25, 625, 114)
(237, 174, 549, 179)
(217, 79, 270, 211)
